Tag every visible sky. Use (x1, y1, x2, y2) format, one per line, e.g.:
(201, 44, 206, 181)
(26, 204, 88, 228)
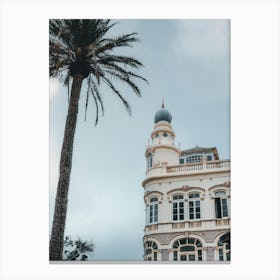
(49, 19, 230, 261)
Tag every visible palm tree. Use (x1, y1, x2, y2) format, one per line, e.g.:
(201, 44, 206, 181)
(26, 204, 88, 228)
(49, 19, 147, 260)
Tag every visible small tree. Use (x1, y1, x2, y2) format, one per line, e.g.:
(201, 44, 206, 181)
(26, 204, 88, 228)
(63, 236, 94, 261)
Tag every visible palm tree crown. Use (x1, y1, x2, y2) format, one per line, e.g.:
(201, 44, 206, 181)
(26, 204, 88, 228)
(50, 19, 147, 124)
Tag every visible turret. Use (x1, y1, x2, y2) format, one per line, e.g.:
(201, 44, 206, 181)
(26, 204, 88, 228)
(145, 102, 180, 176)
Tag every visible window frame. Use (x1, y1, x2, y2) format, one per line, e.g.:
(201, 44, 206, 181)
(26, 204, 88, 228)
(147, 153, 153, 169)
(214, 191, 229, 219)
(172, 194, 185, 221)
(172, 238, 203, 261)
(188, 192, 201, 220)
(149, 197, 158, 224)
(144, 241, 158, 261)
(217, 232, 230, 261)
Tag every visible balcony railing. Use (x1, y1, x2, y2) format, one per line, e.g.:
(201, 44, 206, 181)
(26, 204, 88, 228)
(145, 218, 231, 233)
(166, 160, 230, 174)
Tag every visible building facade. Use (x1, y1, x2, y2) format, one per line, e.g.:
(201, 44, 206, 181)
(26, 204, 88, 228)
(142, 104, 230, 262)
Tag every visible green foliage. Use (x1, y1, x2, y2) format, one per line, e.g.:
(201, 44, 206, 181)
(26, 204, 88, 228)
(63, 236, 94, 261)
(49, 19, 148, 125)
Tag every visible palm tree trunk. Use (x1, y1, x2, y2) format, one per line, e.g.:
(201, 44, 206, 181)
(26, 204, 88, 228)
(50, 74, 84, 261)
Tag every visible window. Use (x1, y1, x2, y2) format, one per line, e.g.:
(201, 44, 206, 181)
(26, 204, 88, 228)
(179, 158, 185, 164)
(144, 241, 158, 261)
(214, 191, 228, 218)
(149, 197, 158, 223)
(163, 132, 168, 137)
(207, 155, 212, 161)
(185, 154, 202, 163)
(147, 153, 153, 169)
(188, 193, 201, 220)
(173, 195, 184, 221)
(173, 238, 203, 261)
(217, 232, 230, 261)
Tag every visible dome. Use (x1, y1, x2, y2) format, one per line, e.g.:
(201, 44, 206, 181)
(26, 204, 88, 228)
(154, 107, 172, 123)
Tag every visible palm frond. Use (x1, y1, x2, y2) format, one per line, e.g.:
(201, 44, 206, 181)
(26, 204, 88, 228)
(100, 75, 131, 115)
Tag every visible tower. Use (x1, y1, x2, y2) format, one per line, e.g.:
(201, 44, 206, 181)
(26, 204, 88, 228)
(145, 102, 180, 177)
(142, 104, 231, 262)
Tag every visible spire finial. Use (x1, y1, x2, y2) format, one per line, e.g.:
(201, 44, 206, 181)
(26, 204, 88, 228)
(162, 97, 165, 108)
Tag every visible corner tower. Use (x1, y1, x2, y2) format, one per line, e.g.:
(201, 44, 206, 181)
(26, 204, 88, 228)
(142, 102, 231, 262)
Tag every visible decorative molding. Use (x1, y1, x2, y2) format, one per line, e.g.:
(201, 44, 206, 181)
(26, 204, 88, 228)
(191, 230, 227, 243)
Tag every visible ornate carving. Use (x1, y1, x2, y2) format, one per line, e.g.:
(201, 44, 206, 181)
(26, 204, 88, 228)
(189, 221, 202, 228)
(216, 219, 230, 226)
(172, 222, 185, 229)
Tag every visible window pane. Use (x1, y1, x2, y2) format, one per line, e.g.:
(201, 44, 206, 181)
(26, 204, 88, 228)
(219, 249, 224, 261)
(179, 202, 184, 207)
(222, 199, 228, 217)
(215, 198, 222, 218)
(226, 252, 230, 261)
(190, 213, 194, 219)
(174, 251, 178, 260)
(189, 255, 195, 261)
(189, 201, 194, 206)
(173, 215, 177, 221)
(180, 239, 186, 245)
(179, 158, 184, 164)
(196, 213, 201, 219)
(189, 208, 194, 213)
(179, 214, 184, 220)
(195, 200, 200, 206)
(145, 249, 152, 254)
(180, 245, 194, 252)
(180, 255, 187, 261)
(154, 252, 157, 261)
(188, 238, 195, 244)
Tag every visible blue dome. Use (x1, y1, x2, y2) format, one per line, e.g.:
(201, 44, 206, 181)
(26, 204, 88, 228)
(154, 107, 172, 123)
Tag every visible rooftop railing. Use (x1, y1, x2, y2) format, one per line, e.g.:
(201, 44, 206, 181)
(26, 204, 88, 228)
(166, 160, 230, 174)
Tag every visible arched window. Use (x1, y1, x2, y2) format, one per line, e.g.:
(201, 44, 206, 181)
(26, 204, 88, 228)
(188, 192, 201, 220)
(144, 241, 158, 261)
(172, 194, 184, 221)
(147, 153, 153, 169)
(172, 237, 203, 261)
(217, 232, 230, 261)
(214, 191, 228, 218)
(149, 197, 158, 223)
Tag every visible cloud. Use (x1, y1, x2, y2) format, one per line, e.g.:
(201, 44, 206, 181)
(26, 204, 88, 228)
(174, 19, 230, 59)
(49, 78, 61, 100)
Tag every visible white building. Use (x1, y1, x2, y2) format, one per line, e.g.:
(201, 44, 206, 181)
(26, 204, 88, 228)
(142, 104, 230, 262)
